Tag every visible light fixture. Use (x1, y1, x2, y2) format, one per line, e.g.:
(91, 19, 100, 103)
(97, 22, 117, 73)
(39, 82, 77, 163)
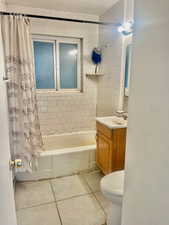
(118, 21, 133, 35)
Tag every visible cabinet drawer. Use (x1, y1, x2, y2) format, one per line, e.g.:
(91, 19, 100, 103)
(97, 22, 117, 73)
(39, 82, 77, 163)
(96, 121, 113, 139)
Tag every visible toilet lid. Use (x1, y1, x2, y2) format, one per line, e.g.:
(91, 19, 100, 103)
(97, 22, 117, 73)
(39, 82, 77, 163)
(101, 170, 125, 197)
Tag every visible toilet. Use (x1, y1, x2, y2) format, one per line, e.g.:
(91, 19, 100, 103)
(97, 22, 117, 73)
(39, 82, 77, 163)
(100, 170, 125, 225)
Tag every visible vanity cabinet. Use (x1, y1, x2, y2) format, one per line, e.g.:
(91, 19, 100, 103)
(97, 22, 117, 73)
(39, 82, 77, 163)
(96, 122, 127, 175)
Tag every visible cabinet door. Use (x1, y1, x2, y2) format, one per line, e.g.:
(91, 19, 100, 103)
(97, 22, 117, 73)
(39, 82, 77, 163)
(113, 128, 127, 171)
(96, 133, 112, 174)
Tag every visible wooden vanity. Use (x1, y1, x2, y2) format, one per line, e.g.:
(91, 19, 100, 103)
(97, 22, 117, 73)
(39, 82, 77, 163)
(96, 117, 127, 175)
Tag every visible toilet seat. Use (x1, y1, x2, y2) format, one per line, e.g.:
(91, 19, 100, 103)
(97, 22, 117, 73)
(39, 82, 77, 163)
(100, 171, 125, 204)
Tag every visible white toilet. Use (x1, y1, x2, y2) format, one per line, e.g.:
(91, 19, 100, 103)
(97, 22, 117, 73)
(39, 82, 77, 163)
(100, 170, 125, 225)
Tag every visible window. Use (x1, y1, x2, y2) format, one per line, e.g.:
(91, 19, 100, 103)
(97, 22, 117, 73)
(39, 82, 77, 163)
(33, 36, 82, 91)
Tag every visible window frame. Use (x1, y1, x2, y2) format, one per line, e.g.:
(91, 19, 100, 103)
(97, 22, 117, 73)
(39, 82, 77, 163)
(123, 37, 132, 97)
(32, 35, 82, 93)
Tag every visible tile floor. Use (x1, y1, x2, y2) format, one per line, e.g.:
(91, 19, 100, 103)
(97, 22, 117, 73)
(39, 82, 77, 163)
(15, 171, 112, 225)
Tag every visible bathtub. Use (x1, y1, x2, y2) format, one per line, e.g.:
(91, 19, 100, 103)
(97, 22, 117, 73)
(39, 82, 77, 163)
(16, 131, 96, 181)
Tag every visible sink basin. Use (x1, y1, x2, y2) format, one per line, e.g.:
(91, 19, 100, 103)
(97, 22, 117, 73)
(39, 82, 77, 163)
(96, 116, 127, 129)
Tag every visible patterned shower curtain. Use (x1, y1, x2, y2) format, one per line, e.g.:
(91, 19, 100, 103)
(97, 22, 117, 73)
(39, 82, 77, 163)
(0, 15, 43, 172)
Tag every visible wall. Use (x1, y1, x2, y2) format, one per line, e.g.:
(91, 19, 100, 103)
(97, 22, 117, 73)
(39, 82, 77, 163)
(6, 5, 99, 135)
(0, 0, 6, 10)
(122, 1, 169, 225)
(97, 0, 134, 116)
(97, 0, 125, 116)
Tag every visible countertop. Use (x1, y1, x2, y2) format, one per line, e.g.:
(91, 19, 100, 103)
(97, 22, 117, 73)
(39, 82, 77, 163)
(96, 116, 127, 130)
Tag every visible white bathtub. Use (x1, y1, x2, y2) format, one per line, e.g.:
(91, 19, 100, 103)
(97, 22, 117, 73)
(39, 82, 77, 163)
(16, 131, 96, 181)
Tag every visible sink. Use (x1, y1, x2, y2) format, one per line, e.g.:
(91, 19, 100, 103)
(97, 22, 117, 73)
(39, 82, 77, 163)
(96, 116, 127, 129)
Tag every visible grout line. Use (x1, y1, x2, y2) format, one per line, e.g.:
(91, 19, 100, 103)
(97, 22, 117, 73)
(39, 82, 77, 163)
(79, 173, 107, 218)
(49, 174, 106, 224)
(49, 180, 63, 225)
(16, 201, 56, 211)
(78, 173, 107, 220)
(15, 168, 100, 184)
(50, 174, 93, 203)
(16, 171, 105, 216)
(92, 191, 107, 217)
(56, 192, 92, 203)
(80, 173, 102, 194)
(15, 173, 94, 211)
(79, 174, 94, 194)
(48, 173, 94, 203)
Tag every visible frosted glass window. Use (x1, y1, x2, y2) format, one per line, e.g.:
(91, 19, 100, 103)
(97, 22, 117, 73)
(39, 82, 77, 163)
(33, 36, 81, 91)
(34, 41, 55, 89)
(59, 43, 78, 89)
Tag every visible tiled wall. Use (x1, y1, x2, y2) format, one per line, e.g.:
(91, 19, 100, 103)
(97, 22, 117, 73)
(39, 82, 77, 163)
(25, 9, 99, 135)
(6, 4, 129, 135)
(37, 78, 97, 135)
(97, 0, 128, 116)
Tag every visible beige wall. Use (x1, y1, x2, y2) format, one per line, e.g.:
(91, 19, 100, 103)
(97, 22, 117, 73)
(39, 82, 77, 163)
(97, 0, 134, 116)
(122, 0, 169, 225)
(6, 5, 99, 135)
(97, 0, 125, 116)
(0, 0, 6, 10)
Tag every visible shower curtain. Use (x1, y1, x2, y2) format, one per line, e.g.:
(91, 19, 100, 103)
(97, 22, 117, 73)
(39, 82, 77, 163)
(0, 15, 43, 172)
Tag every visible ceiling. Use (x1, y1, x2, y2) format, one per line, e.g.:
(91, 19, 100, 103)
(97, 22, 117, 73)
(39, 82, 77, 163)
(6, 0, 118, 16)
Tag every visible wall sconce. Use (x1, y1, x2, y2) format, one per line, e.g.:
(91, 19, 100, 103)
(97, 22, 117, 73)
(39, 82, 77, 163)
(118, 21, 133, 35)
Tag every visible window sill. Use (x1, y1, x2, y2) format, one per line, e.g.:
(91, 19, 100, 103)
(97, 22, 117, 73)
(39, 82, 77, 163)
(36, 89, 83, 95)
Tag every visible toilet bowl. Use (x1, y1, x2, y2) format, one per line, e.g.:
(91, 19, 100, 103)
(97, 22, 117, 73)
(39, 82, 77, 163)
(100, 170, 125, 225)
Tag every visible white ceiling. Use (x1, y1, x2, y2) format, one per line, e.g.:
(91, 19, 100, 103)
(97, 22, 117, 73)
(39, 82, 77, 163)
(6, 0, 118, 16)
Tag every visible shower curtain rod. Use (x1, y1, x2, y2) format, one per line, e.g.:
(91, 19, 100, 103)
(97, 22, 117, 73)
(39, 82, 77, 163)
(0, 11, 115, 25)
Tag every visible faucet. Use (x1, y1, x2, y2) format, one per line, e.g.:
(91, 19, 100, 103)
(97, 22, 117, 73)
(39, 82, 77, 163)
(122, 113, 128, 120)
(115, 111, 128, 120)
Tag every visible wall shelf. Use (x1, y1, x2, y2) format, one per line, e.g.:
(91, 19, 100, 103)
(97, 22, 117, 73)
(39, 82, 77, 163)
(86, 73, 104, 77)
